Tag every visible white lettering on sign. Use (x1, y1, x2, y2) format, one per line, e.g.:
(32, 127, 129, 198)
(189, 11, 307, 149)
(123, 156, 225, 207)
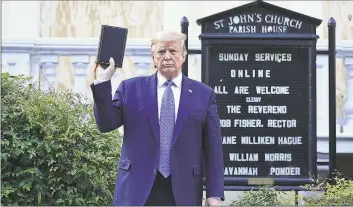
(214, 19, 225, 29)
(213, 13, 303, 34)
(214, 86, 228, 94)
(256, 86, 290, 95)
(219, 53, 248, 62)
(255, 53, 292, 62)
(229, 25, 256, 33)
(264, 14, 302, 29)
(230, 69, 271, 78)
(229, 153, 259, 162)
(222, 136, 237, 144)
(248, 105, 287, 114)
(246, 97, 262, 103)
(228, 13, 262, 24)
(262, 25, 287, 33)
(226, 105, 242, 113)
(211, 46, 308, 179)
(267, 119, 297, 128)
(278, 136, 302, 145)
(234, 119, 263, 128)
(228, 14, 260, 34)
(234, 86, 249, 94)
(220, 119, 232, 127)
(270, 167, 300, 176)
(224, 167, 258, 176)
(265, 153, 292, 162)
(241, 136, 275, 145)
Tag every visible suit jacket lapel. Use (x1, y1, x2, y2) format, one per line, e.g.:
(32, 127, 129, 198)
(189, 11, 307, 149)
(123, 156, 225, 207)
(173, 75, 193, 145)
(143, 72, 160, 144)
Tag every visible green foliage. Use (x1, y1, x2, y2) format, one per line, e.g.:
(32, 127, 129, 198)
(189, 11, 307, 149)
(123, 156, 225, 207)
(302, 177, 353, 206)
(1, 73, 122, 206)
(230, 186, 294, 206)
(229, 177, 353, 206)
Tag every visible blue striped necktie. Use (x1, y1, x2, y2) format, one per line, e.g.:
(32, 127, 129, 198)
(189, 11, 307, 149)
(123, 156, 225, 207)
(158, 80, 175, 177)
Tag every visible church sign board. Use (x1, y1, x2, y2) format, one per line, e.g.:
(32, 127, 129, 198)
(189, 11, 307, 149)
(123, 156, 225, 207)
(196, 0, 322, 190)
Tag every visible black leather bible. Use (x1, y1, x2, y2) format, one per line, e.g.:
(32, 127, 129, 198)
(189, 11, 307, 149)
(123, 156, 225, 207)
(96, 25, 128, 68)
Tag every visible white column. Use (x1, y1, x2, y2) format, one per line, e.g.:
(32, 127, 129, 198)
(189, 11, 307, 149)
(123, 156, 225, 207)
(316, 55, 329, 137)
(131, 55, 152, 77)
(30, 56, 41, 85)
(40, 56, 58, 91)
(1, 53, 31, 76)
(71, 56, 90, 99)
(343, 56, 353, 136)
(188, 54, 202, 82)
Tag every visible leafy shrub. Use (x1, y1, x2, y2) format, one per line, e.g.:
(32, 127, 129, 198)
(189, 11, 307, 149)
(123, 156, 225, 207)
(229, 176, 353, 206)
(302, 177, 353, 206)
(1, 73, 122, 206)
(229, 186, 295, 206)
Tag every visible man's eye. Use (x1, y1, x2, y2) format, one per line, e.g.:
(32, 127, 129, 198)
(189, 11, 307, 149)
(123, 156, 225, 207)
(158, 50, 165, 54)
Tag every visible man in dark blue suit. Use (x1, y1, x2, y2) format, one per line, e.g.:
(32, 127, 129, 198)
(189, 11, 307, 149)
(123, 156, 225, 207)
(91, 31, 224, 206)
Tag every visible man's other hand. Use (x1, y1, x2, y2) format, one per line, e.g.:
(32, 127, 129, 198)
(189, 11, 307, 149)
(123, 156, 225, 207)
(205, 197, 222, 206)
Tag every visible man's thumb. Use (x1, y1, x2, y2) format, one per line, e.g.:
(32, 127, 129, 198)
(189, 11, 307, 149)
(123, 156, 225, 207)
(109, 57, 115, 68)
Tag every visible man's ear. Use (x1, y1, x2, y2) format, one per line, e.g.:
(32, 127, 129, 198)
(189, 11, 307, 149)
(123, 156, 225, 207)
(152, 56, 157, 68)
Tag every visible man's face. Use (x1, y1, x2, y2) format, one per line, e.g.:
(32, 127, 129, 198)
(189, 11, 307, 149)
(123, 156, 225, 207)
(152, 41, 185, 79)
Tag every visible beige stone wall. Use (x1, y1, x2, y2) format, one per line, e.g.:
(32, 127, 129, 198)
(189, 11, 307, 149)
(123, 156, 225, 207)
(39, 0, 162, 101)
(37, 0, 352, 111)
(322, 1, 353, 119)
(322, 1, 353, 40)
(40, 1, 162, 38)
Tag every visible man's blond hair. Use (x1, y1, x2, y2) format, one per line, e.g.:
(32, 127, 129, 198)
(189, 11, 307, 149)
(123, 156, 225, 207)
(151, 31, 187, 59)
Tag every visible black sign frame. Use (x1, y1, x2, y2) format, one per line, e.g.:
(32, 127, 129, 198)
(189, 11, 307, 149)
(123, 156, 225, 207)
(200, 36, 317, 190)
(196, 0, 322, 191)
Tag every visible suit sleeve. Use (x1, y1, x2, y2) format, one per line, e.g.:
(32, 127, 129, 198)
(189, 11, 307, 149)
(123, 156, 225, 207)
(202, 90, 225, 200)
(91, 80, 125, 133)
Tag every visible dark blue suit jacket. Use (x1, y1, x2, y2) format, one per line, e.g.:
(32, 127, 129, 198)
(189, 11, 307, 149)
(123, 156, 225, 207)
(91, 72, 224, 206)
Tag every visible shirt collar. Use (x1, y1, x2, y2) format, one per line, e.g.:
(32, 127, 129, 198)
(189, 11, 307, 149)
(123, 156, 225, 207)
(157, 71, 182, 88)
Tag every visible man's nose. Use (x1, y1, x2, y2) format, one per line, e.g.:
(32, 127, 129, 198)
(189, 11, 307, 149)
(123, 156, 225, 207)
(164, 51, 172, 59)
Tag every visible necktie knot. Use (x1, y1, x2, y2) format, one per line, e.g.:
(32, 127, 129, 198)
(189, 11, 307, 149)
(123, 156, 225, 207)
(164, 80, 174, 88)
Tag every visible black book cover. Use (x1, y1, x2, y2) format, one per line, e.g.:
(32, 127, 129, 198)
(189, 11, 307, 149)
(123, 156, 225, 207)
(96, 25, 128, 68)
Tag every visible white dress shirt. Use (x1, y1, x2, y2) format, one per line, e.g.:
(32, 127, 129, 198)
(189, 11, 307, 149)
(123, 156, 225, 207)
(157, 72, 182, 122)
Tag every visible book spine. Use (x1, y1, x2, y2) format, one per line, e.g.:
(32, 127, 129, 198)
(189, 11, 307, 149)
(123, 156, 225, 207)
(96, 26, 105, 64)
(119, 29, 128, 68)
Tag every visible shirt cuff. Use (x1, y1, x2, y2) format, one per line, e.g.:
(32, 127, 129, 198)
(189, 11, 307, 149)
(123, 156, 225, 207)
(93, 80, 106, 85)
(210, 197, 222, 201)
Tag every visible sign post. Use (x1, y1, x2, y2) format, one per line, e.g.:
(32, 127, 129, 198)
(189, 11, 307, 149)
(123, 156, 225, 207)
(197, 0, 322, 190)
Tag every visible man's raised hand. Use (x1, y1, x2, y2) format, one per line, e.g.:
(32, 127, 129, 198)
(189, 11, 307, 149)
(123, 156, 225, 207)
(95, 57, 117, 82)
